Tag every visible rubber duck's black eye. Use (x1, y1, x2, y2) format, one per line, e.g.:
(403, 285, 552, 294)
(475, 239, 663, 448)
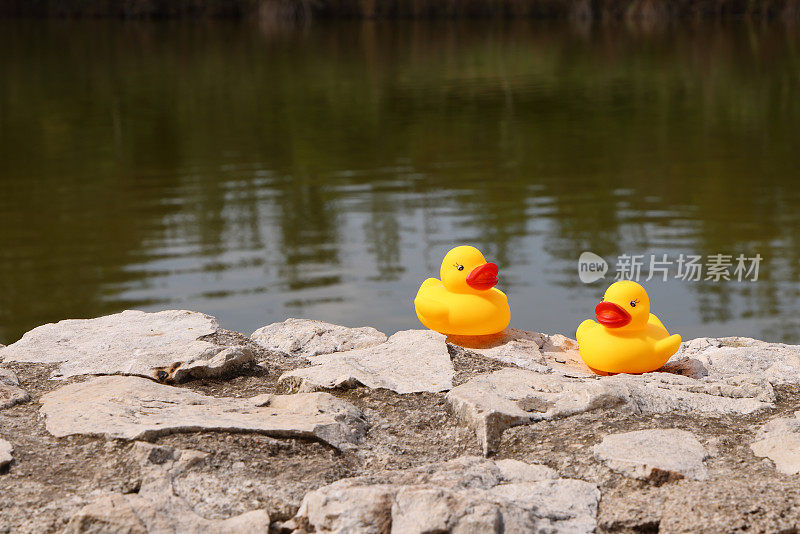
(456, 264, 464, 271)
(630, 301, 637, 308)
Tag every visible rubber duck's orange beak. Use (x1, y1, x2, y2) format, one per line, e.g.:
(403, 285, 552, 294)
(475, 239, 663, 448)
(466, 262, 499, 290)
(595, 301, 631, 328)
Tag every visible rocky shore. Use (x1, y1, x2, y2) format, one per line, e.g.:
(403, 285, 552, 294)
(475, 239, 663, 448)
(2, 310, 800, 532)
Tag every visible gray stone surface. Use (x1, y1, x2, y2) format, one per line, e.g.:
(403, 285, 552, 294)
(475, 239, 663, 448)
(251, 318, 387, 358)
(751, 412, 800, 474)
(494, 458, 559, 482)
(446, 329, 592, 376)
(0, 368, 19, 386)
(0, 310, 254, 382)
(284, 456, 600, 534)
(5, 322, 800, 533)
(0, 367, 29, 409)
(67, 442, 269, 533)
(447, 368, 774, 454)
(0, 439, 12, 471)
(677, 337, 800, 384)
(40, 376, 367, 450)
(8, 314, 800, 533)
(593, 429, 709, 481)
(278, 329, 454, 394)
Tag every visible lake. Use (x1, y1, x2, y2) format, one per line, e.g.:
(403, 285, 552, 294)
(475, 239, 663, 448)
(1, 19, 799, 344)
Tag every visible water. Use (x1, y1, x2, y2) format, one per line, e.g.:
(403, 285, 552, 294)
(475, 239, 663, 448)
(1, 19, 799, 344)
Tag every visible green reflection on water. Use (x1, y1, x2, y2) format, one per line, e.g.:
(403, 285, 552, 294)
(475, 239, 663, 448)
(1, 20, 799, 343)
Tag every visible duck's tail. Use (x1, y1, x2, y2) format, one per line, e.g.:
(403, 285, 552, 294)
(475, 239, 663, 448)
(655, 334, 682, 359)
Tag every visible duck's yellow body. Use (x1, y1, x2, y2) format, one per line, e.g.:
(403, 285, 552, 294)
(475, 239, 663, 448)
(577, 281, 681, 374)
(414, 246, 510, 336)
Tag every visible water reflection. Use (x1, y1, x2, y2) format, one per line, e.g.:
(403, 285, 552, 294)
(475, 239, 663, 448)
(1, 20, 799, 343)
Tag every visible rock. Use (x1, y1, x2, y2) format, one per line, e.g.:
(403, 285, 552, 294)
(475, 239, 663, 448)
(614, 372, 773, 414)
(659, 356, 709, 378)
(593, 429, 709, 481)
(0, 310, 254, 382)
(494, 458, 559, 482)
(0, 368, 29, 409)
(251, 318, 387, 358)
(447, 368, 622, 455)
(0, 439, 12, 471)
(751, 412, 800, 474)
(447, 331, 800, 385)
(446, 329, 550, 372)
(447, 368, 774, 454)
(284, 456, 599, 533)
(446, 329, 592, 375)
(278, 329, 454, 394)
(678, 337, 800, 385)
(40, 376, 367, 450)
(67, 442, 269, 533)
(0, 368, 19, 386)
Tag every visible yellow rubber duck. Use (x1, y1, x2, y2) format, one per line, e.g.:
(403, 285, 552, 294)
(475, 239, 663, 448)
(576, 280, 681, 374)
(414, 245, 510, 336)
